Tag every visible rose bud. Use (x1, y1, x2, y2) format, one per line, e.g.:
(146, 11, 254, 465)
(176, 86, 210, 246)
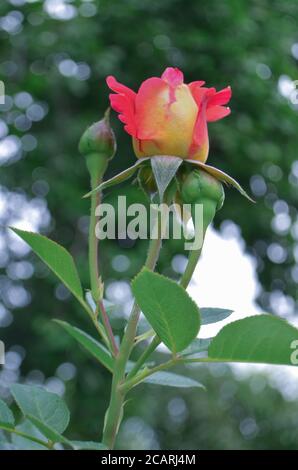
(79, 109, 116, 179)
(106, 67, 231, 163)
(181, 169, 225, 232)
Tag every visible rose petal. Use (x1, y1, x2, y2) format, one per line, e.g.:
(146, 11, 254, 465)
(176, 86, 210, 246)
(207, 86, 232, 107)
(206, 105, 231, 122)
(161, 67, 184, 87)
(106, 76, 137, 137)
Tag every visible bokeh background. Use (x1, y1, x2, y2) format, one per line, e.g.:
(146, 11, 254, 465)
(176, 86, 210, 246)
(1, 0, 298, 450)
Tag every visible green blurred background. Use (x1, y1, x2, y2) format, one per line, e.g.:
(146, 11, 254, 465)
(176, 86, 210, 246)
(1, 0, 298, 449)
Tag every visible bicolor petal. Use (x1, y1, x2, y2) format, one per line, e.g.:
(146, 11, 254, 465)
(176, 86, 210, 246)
(106, 76, 137, 137)
(106, 68, 231, 162)
(206, 105, 231, 122)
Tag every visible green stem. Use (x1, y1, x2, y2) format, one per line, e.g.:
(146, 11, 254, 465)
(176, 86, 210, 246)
(134, 328, 155, 345)
(126, 335, 161, 380)
(88, 160, 118, 355)
(0, 425, 52, 449)
(78, 298, 109, 347)
(180, 247, 202, 289)
(120, 357, 181, 393)
(89, 172, 101, 301)
(97, 300, 119, 356)
(102, 189, 222, 447)
(180, 200, 219, 289)
(102, 212, 163, 449)
(121, 355, 227, 394)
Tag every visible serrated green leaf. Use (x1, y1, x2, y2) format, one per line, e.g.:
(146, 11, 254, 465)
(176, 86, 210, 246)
(11, 384, 70, 434)
(180, 338, 211, 356)
(201, 308, 233, 325)
(151, 156, 182, 201)
(132, 269, 200, 353)
(208, 315, 298, 365)
(187, 160, 254, 202)
(0, 398, 14, 429)
(54, 320, 114, 372)
(84, 158, 149, 197)
(144, 371, 205, 389)
(10, 229, 83, 304)
(71, 440, 107, 450)
(11, 420, 48, 450)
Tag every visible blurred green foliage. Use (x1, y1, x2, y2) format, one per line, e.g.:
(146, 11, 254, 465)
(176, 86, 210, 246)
(1, 0, 298, 449)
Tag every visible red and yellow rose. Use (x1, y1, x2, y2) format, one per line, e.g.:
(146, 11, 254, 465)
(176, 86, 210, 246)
(106, 67, 231, 163)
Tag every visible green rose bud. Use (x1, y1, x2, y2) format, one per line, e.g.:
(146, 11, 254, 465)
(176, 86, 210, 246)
(181, 169, 225, 233)
(79, 108, 117, 180)
(79, 108, 116, 159)
(181, 169, 224, 210)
